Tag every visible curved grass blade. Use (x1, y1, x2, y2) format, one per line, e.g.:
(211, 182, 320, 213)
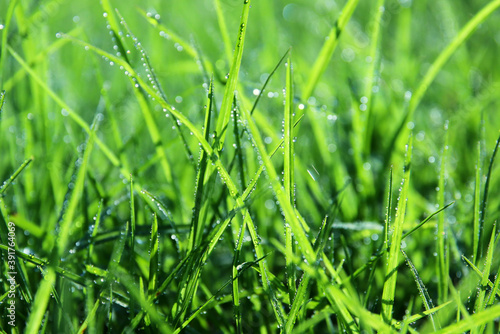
(301, 0, 360, 100)
(214, 0, 252, 149)
(381, 135, 412, 324)
(64, 34, 286, 327)
(392, 0, 500, 155)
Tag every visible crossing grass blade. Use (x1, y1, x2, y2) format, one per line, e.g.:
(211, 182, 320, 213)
(214, 0, 233, 62)
(402, 249, 439, 331)
(302, 0, 360, 100)
(381, 135, 412, 324)
(188, 77, 214, 251)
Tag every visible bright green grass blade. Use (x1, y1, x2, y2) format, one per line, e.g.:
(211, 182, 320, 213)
(88, 199, 104, 262)
(140, 189, 178, 234)
(402, 202, 454, 240)
(136, 7, 197, 59)
(0, 0, 18, 85)
(473, 141, 482, 264)
(475, 222, 497, 310)
(240, 75, 360, 332)
(0, 157, 33, 195)
(65, 34, 285, 328)
(148, 213, 159, 298)
(214, 0, 251, 149)
(362, 0, 385, 154)
(0, 244, 85, 286)
(285, 215, 330, 333)
(381, 135, 413, 324)
(0, 90, 5, 118)
(384, 167, 393, 253)
(284, 55, 296, 305)
(433, 304, 500, 334)
(232, 216, 247, 334)
(478, 133, 500, 258)
(301, 0, 360, 100)
(101, 0, 131, 63)
(24, 269, 55, 334)
(77, 296, 99, 334)
(116, 9, 194, 165)
(402, 249, 438, 331)
(395, 0, 500, 150)
(463, 255, 500, 295)
(214, 0, 233, 62)
(56, 114, 99, 258)
(395, 301, 452, 331)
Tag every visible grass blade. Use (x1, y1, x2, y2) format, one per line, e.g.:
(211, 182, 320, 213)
(381, 135, 412, 324)
(284, 55, 296, 305)
(402, 249, 438, 330)
(436, 122, 450, 304)
(478, 133, 500, 258)
(214, 0, 252, 149)
(301, 0, 360, 100)
(473, 141, 481, 264)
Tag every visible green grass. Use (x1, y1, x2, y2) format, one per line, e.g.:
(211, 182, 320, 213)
(1, 0, 500, 333)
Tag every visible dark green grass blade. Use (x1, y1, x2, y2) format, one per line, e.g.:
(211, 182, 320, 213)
(302, 0, 360, 100)
(384, 167, 393, 253)
(478, 133, 500, 258)
(250, 49, 289, 116)
(436, 123, 450, 305)
(214, 0, 252, 149)
(402, 249, 438, 331)
(381, 135, 412, 324)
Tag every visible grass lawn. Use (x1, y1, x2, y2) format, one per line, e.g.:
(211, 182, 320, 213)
(1, 0, 500, 332)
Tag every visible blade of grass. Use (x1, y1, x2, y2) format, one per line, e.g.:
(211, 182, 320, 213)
(478, 133, 500, 258)
(437, 122, 450, 304)
(0, 157, 33, 195)
(434, 304, 500, 334)
(301, 0, 360, 100)
(392, 0, 500, 156)
(473, 141, 481, 264)
(189, 77, 214, 251)
(0, 0, 18, 85)
(148, 213, 159, 299)
(402, 249, 439, 331)
(381, 135, 412, 324)
(214, 0, 251, 149)
(284, 55, 296, 305)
